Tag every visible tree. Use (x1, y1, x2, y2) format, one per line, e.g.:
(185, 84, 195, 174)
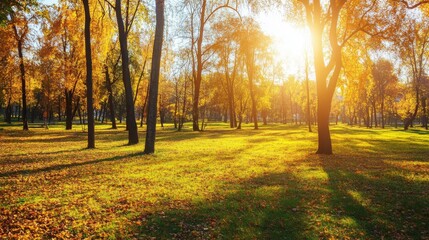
(83, 0, 95, 148)
(304, 51, 312, 132)
(372, 59, 398, 128)
(212, 16, 241, 128)
(10, 12, 32, 130)
(144, 0, 165, 154)
(108, 0, 140, 144)
(184, 0, 240, 131)
(238, 19, 270, 130)
(396, 16, 429, 130)
(296, 0, 388, 154)
(0, 23, 18, 124)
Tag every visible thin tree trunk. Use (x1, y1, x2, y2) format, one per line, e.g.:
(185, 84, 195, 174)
(104, 66, 117, 129)
(12, 24, 28, 130)
(381, 99, 385, 128)
(115, 0, 139, 144)
(5, 97, 12, 124)
(422, 97, 428, 130)
(243, 47, 259, 130)
(65, 90, 73, 130)
(191, 0, 208, 132)
(179, 78, 188, 131)
(78, 103, 83, 124)
(58, 95, 62, 122)
(173, 81, 179, 129)
(140, 85, 150, 127)
(305, 51, 312, 132)
(102, 101, 107, 124)
(144, 0, 164, 154)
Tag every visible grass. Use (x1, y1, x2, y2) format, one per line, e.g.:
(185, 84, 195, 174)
(0, 122, 428, 239)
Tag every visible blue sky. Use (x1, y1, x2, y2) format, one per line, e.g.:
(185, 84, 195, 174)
(40, 0, 58, 5)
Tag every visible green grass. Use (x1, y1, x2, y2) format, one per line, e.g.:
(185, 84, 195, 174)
(0, 122, 428, 239)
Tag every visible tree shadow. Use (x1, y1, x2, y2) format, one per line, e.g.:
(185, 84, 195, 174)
(0, 148, 85, 165)
(130, 171, 320, 239)
(393, 129, 429, 135)
(318, 154, 429, 239)
(126, 149, 428, 239)
(0, 152, 144, 177)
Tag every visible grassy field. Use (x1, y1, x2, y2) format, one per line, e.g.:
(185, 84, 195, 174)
(0, 122, 428, 239)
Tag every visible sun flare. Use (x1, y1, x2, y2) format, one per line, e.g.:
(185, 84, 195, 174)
(258, 13, 311, 76)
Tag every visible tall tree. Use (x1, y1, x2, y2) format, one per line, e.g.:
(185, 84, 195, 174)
(186, 0, 240, 131)
(396, 16, 429, 130)
(11, 13, 31, 130)
(83, 0, 95, 148)
(239, 19, 270, 130)
(144, 0, 165, 154)
(297, 0, 387, 154)
(114, 0, 139, 144)
(372, 59, 398, 128)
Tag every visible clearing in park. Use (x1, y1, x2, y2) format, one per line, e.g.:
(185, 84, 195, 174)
(0, 123, 428, 239)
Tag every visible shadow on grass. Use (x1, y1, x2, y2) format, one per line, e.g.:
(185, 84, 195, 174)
(0, 148, 85, 165)
(393, 129, 429, 135)
(131, 172, 316, 239)
(318, 154, 429, 239)
(0, 152, 144, 177)
(128, 152, 428, 239)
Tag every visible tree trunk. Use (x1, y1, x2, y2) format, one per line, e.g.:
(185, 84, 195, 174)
(173, 81, 179, 129)
(72, 97, 80, 123)
(373, 103, 377, 128)
(422, 97, 428, 130)
(78, 102, 83, 124)
(58, 95, 62, 122)
(17, 103, 21, 121)
(144, 0, 164, 154)
(381, 99, 385, 129)
(305, 52, 312, 132)
(65, 90, 73, 130)
(245, 50, 258, 130)
(13, 25, 28, 130)
(105, 66, 117, 129)
(140, 85, 150, 127)
(404, 88, 420, 130)
(179, 78, 188, 131)
(116, 0, 139, 145)
(101, 101, 107, 124)
(5, 97, 12, 124)
(159, 109, 165, 128)
(228, 99, 234, 128)
(316, 93, 332, 154)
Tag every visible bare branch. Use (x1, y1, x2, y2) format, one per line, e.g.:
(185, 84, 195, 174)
(399, 0, 429, 9)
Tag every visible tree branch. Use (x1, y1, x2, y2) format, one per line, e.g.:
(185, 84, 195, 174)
(399, 0, 429, 9)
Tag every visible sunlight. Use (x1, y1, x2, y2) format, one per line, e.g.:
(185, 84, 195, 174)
(258, 13, 311, 77)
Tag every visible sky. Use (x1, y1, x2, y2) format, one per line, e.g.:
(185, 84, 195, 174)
(39, 0, 311, 80)
(41, 0, 58, 5)
(258, 11, 311, 80)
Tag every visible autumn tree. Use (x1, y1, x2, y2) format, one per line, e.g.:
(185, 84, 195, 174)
(371, 59, 398, 128)
(144, 0, 165, 154)
(295, 0, 390, 154)
(182, 0, 241, 131)
(238, 18, 270, 130)
(0, 23, 19, 124)
(105, 0, 142, 144)
(396, 15, 429, 130)
(82, 0, 95, 148)
(212, 15, 241, 128)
